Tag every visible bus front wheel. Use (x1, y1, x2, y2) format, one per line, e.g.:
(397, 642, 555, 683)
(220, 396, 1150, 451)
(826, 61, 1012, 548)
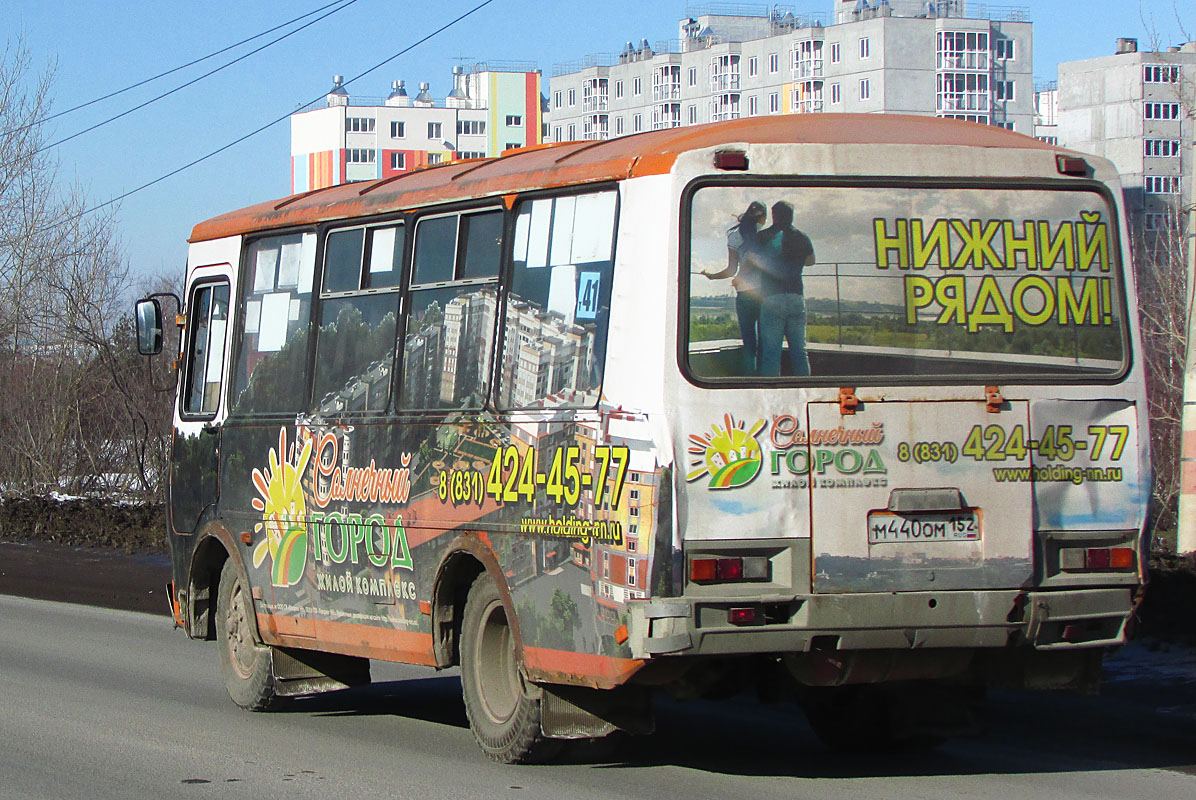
(217, 559, 284, 711)
(460, 575, 560, 764)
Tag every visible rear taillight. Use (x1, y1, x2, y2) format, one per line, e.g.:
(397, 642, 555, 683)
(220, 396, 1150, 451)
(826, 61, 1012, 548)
(1059, 546, 1136, 571)
(689, 555, 769, 583)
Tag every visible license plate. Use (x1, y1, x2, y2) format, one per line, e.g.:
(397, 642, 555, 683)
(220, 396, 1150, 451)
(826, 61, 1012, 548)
(867, 511, 981, 544)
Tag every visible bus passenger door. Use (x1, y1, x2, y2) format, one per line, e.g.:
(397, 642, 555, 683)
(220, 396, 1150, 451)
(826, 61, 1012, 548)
(171, 276, 231, 534)
(808, 399, 1033, 594)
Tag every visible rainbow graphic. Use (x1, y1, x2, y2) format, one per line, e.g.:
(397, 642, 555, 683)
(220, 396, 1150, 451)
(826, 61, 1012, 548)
(251, 428, 313, 587)
(686, 414, 766, 490)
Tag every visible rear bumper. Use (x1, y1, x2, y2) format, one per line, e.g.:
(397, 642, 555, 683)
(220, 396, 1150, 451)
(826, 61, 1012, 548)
(626, 586, 1134, 659)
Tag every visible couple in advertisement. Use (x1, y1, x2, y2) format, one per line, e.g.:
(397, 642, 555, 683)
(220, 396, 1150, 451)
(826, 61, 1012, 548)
(702, 200, 816, 376)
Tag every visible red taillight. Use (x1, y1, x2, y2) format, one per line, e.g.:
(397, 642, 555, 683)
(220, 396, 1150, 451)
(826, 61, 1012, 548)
(714, 150, 749, 170)
(729, 607, 757, 625)
(690, 555, 770, 583)
(1060, 546, 1137, 572)
(1056, 154, 1088, 175)
(717, 557, 743, 580)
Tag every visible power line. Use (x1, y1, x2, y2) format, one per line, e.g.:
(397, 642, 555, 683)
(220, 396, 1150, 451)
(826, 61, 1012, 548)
(3, 0, 353, 137)
(39, 0, 361, 153)
(66, 0, 499, 225)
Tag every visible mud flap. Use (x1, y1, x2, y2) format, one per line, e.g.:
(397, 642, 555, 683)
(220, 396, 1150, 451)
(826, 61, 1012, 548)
(540, 684, 654, 739)
(271, 647, 371, 697)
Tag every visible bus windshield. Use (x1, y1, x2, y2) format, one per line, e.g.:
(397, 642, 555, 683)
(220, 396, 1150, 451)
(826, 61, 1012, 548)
(685, 183, 1126, 382)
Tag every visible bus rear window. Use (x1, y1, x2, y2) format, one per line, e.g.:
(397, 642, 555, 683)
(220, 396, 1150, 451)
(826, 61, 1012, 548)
(685, 183, 1126, 383)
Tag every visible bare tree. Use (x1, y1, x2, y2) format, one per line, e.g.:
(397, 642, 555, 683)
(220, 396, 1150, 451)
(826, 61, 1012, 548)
(0, 39, 176, 500)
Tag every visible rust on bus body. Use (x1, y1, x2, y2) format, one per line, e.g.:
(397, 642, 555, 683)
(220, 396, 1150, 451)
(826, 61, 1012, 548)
(189, 114, 1062, 244)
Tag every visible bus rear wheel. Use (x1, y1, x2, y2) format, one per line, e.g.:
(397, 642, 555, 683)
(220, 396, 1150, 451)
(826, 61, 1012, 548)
(460, 575, 560, 764)
(217, 559, 284, 711)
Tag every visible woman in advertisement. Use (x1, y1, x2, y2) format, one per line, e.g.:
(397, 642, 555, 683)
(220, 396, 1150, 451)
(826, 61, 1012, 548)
(701, 201, 768, 374)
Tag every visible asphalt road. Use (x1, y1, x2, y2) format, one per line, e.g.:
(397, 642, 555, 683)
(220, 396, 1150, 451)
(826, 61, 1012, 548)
(2, 594, 1196, 800)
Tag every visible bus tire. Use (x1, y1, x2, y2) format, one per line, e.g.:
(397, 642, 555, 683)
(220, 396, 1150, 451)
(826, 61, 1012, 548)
(460, 575, 559, 764)
(217, 559, 283, 711)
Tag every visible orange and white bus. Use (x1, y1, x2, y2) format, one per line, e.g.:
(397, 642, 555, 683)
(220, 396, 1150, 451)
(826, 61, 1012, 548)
(137, 114, 1150, 761)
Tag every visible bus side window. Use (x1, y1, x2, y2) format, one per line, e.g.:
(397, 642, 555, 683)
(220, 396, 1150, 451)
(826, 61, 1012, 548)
(399, 208, 502, 410)
(497, 190, 618, 409)
(230, 232, 317, 414)
(313, 223, 404, 414)
(181, 281, 230, 417)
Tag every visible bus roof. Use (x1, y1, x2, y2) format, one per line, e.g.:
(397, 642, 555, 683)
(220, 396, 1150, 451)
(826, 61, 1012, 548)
(190, 114, 1060, 243)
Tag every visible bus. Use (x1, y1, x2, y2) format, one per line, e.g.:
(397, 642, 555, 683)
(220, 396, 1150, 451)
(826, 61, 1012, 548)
(136, 114, 1150, 762)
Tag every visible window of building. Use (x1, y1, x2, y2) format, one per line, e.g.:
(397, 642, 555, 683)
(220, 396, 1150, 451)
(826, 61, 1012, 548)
(689, 104, 699, 124)
(346, 148, 375, 163)
(1145, 102, 1180, 120)
(768, 52, 779, 73)
(602, 551, 610, 579)
(554, 90, 562, 108)
(859, 78, 870, 100)
(859, 37, 870, 59)
(568, 123, 576, 139)
(554, 125, 563, 141)
(1036, 135, 1059, 145)
(312, 223, 404, 413)
(498, 190, 618, 409)
(1145, 138, 1182, 157)
(710, 54, 741, 92)
(748, 95, 758, 116)
(993, 120, 1015, 130)
(1145, 175, 1181, 194)
(231, 233, 317, 414)
(181, 281, 230, 417)
(401, 209, 503, 410)
(633, 114, 642, 132)
(568, 88, 577, 106)
(457, 120, 485, 135)
(689, 66, 697, 86)
(747, 56, 758, 77)
(633, 77, 643, 96)
(427, 152, 443, 165)
(1144, 64, 1180, 83)
(994, 38, 1015, 60)
(831, 82, 841, 104)
(996, 80, 1015, 101)
(792, 39, 824, 79)
(937, 31, 989, 70)
(615, 116, 624, 135)
(390, 121, 405, 138)
(427, 121, 443, 139)
(627, 536, 637, 553)
(830, 41, 841, 63)
(1145, 212, 1178, 231)
(346, 116, 375, 133)
(792, 81, 822, 113)
(768, 92, 779, 113)
(627, 558, 637, 586)
(937, 72, 990, 115)
(504, 142, 522, 151)
(457, 151, 485, 160)
(615, 80, 624, 99)
(391, 152, 405, 170)
(506, 114, 523, 127)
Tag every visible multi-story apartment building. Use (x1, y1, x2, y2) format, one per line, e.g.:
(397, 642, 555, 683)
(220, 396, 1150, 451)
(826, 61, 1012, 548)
(290, 62, 544, 193)
(1052, 38, 1194, 230)
(549, 1, 1034, 142)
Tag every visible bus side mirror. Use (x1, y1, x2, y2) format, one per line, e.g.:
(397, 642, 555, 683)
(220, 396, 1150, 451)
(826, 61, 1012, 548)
(135, 298, 164, 355)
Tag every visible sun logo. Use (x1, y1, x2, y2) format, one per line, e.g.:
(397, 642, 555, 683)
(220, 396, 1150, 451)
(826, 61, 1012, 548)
(686, 414, 766, 489)
(250, 427, 313, 587)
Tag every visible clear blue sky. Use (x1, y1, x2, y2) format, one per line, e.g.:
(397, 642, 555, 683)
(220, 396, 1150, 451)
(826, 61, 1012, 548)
(6, 1, 1192, 283)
